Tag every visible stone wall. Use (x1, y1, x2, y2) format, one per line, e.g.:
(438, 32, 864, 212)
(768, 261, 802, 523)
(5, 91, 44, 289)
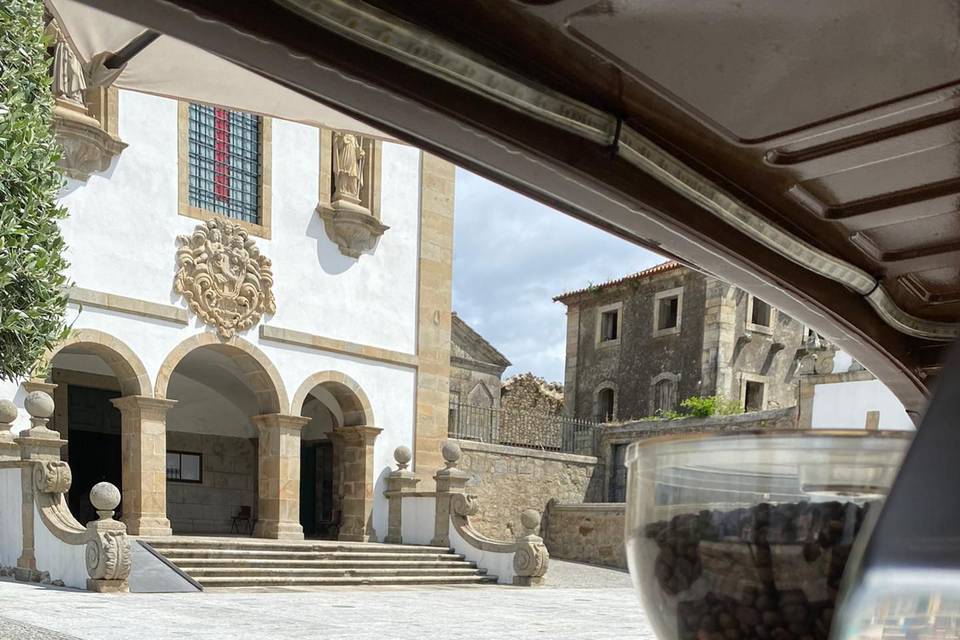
(543, 502, 626, 570)
(166, 431, 257, 534)
(452, 439, 600, 540)
(501, 373, 563, 415)
(597, 407, 798, 500)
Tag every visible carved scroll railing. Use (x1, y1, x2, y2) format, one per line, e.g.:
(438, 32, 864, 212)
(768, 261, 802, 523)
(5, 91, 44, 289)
(0, 390, 131, 592)
(384, 442, 549, 586)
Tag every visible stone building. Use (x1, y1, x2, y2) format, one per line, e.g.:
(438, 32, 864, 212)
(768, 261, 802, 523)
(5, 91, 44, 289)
(554, 261, 806, 422)
(449, 313, 511, 410)
(1, 21, 457, 544)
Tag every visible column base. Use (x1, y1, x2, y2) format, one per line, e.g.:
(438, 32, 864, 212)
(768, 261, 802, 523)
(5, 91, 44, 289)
(88, 578, 128, 593)
(383, 534, 403, 544)
(338, 531, 372, 543)
(13, 567, 47, 583)
(253, 519, 304, 540)
(124, 516, 172, 537)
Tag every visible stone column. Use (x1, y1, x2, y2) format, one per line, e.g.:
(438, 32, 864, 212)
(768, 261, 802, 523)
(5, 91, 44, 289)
(15, 390, 65, 580)
(432, 441, 469, 547)
(384, 445, 420, 544)
(111, 396, 176, 536)
(701, 278, 737, 398)
(252, 414, 310, 540)
(335, 425, 382, 542)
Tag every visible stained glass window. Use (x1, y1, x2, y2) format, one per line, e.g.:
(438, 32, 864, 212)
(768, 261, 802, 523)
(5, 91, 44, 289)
(187, 103, 262, 224)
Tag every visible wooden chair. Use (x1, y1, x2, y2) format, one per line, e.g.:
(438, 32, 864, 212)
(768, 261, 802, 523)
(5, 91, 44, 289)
(230, 505, 253, 536)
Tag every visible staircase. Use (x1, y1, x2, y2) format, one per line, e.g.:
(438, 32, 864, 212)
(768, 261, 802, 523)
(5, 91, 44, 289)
(139, 536, 498, 589)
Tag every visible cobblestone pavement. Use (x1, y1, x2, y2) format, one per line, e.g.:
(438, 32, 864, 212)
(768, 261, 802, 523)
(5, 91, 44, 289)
(0, 562, 652, 640)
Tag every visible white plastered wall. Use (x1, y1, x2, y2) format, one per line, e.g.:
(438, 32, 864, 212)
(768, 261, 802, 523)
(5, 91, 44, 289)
(0, 469, 22, 568)
(400, 496, 436, 545)
(0, 88, 425, 539)
(810, 379, 914, 431)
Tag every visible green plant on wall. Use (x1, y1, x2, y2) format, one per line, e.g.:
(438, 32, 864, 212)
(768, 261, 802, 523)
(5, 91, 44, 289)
(680, 395, 743, 418)
(0, 0, 70, 381)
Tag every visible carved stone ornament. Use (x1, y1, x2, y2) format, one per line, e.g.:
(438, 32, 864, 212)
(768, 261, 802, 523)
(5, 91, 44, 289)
(45, 18, 126, 182)
(86, 529, 132, 581)
(451, 493, 480, 518)
(513, 536, 550, 580)
(175, 218, 276, 338)
(318, 206, 389, 259)
(319, 132, 388, 259)
(34, 460, 72, 495)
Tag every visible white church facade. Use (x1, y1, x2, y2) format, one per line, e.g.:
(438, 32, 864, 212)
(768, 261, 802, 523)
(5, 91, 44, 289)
(1, 82, 456, 542)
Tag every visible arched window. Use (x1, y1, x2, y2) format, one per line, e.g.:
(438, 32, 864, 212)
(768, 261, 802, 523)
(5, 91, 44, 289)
(597, 387, 616, 422)
(653, 378, 677, 414)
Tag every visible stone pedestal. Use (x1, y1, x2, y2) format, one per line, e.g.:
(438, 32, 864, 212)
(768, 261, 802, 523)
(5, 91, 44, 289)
(384, 446, 419, 544)
(253, 414, 310, 540)
(334, 425, 382, 542)
(111, 396, 176, 536)
(432, 441, 469, 547)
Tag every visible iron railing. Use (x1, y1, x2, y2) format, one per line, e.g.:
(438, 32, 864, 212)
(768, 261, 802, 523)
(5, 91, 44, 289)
(448, 400, 599, 455)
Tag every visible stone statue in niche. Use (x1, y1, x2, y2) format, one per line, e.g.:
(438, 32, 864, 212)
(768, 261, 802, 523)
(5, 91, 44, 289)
(45, 19, 87, 105)
(333, 132, 366, 204)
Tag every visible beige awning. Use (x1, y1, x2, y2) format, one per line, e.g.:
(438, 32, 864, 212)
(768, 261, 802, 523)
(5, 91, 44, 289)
(46, 0, 392, 139)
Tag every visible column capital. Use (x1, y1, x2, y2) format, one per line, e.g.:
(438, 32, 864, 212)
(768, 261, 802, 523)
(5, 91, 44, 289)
(332, 425, 382, 445)
(251, 413, 311, 432)
(111, 396, 177, 420)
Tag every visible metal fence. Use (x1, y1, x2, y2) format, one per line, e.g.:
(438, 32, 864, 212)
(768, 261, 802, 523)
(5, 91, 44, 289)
(448, 400, 599, 455)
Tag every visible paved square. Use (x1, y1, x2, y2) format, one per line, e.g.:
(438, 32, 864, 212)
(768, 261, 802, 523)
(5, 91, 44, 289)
(0, 561, 653, 640)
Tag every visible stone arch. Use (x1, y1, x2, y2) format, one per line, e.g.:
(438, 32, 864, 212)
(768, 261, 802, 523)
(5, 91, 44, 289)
(594, 381, 618, 422)
(291, 371, 374, 427)
(154, 333, 288, 415)
(43, 328, 151, 397)
(650, 372, 680, 415)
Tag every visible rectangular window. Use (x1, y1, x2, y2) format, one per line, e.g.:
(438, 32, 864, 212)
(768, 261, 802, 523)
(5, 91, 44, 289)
(751, 298, 772, 327)
(744, 381, 765, 412)
(166, 451, 202, 483)
(657, 296, 679, 331)
(600, 309, 619, 342)
(187, 103, 262, 224)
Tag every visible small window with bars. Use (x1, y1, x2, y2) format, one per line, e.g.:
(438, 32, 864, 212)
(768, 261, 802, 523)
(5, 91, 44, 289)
(187, 103, 262, 224)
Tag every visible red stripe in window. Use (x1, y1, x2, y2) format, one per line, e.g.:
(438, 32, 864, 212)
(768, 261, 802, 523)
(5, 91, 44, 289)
(214, 108, 230, 202)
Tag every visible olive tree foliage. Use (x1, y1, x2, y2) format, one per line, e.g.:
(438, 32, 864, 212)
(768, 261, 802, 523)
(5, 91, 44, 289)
(0, 0, 70, 381)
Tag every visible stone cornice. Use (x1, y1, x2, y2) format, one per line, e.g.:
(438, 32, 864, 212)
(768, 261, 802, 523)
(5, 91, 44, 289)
(799, 369, 876, 385)
(68, 287, 188, 325)
(259, 325, 417, 368)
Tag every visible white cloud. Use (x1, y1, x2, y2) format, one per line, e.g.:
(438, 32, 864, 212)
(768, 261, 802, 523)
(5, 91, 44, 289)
(452, 168, 663, 382)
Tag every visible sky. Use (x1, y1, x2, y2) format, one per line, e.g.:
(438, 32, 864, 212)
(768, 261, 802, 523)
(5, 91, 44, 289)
(451, 167, 662, 384)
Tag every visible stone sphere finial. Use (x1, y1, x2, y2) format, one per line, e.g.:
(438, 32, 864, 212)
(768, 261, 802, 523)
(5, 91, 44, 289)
(90, 482, 121, 519)
(393, 445, 412, 470)
(24, 391, 54, 419)
(520, 509, 541, 533)
(441, 440, 461, 467)
(0, 399, 17, 425)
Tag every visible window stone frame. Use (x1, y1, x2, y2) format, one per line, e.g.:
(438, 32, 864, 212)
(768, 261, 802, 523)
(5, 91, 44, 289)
(739, 372, 768, 411)
(653, 286, 684, 337)
(745, 294, 776, 335)
(594, 382, 618, 422)
(649, 372, 680, 415)
(177, 101, 273, 239)
(595, 301, 623, 348)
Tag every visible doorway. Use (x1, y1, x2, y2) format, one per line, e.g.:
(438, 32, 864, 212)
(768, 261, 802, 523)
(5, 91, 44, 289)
(66, 385, 122, 525)
(300, 441, 336, 538)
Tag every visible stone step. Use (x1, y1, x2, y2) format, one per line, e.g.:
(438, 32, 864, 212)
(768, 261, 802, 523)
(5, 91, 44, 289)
(196, 574, 499, 587)
(151, 549, 467, 562)
(180, 567, 486, 578)
(171, 558, 478, 569)
(140, 538, 451, 554)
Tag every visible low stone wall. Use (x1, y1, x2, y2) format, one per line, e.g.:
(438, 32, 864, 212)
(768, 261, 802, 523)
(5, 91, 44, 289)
(166, 432, 257, 534)
(452, 439, 601, 540)
(597, 407, 798, 499)
(543, 502, 627, 569)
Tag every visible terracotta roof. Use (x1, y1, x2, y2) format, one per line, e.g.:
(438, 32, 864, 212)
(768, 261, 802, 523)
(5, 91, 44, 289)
(553, 261, 683, 303)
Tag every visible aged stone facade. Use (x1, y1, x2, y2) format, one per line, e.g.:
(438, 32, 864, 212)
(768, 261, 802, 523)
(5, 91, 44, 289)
(555, 262, 807, 422)
(453, 439, 601, 540)
(449, 313, 511, 410)
(500, 373, 564, 416)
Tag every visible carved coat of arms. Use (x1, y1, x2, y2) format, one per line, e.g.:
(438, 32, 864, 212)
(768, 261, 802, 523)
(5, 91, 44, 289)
(174, 219, 276, 338)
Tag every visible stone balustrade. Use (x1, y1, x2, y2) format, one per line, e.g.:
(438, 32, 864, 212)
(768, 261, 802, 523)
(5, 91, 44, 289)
(0, 391, 131, 592)
(384, 441, 549, 586)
